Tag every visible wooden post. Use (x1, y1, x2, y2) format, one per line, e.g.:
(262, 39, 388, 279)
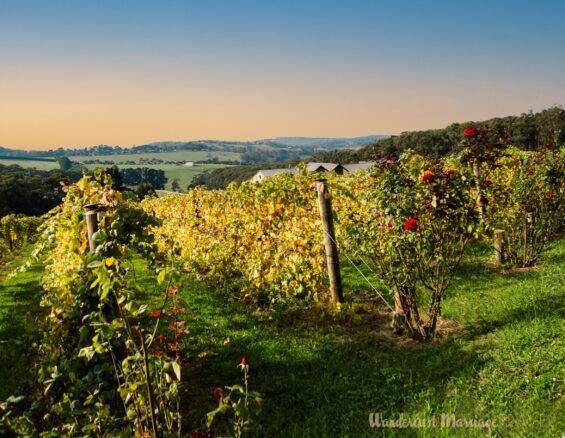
(315, 179, 344, 304)
(84, 203, 101, 253)
(493, 229, 505, 264)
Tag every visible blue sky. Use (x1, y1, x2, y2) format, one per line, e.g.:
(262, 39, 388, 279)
(1, 0, 564, 148)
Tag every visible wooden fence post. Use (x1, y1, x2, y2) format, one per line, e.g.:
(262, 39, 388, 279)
(494, 229, 505, 264)
(315, 179, 344, 304)
(84, 203, 101, 254)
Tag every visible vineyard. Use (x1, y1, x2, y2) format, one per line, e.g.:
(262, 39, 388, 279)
(0, 133, 564, 436)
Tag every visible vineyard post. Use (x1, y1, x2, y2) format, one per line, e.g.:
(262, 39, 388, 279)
(494, 229, 506, 264)
(315, 179, 344, 304)
(84, 203, 101, 253)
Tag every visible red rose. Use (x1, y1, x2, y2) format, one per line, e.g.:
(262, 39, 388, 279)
(149, 310, 161, 318)
(155, 350, 164, 357)
(404, 218, 418, 232)
(545, 141, 553, 149)
(484, 178, 492, 186)
(546, 191, 551, 198)
(464, 127, 480, 138)
(241, 356, 248, 366)
(422, 172, 435, 184)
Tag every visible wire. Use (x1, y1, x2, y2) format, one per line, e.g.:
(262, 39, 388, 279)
(323, 230, 395, 312)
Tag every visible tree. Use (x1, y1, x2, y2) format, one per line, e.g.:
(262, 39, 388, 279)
(171, 179, 181, 192)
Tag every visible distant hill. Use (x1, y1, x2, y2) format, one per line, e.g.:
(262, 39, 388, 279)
(259, 136, 388, 148)
(0, 136, 386, 165)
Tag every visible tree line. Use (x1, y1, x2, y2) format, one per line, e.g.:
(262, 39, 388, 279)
(313, 106, 565, 162)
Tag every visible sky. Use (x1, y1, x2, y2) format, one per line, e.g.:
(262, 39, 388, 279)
(1, 0, 564, 150)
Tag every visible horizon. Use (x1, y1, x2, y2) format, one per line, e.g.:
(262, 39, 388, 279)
(1, 0, 565, 150)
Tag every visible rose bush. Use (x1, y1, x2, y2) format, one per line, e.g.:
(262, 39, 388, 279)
(347, 151, 479, 340)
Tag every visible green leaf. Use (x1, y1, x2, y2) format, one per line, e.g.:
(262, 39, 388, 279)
(172, 361, 181, 381)
(157, 268, 169, 285)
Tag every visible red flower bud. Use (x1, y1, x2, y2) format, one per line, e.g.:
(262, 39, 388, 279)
(241, 356, 248, 366)
(546, 141, 553, 149)
(546, 191, 551, 198)
(447, 169, 455, 175)
(149, 310, 161, 318)
(404, 218, 418, 232)
(484, 178, 492, 186)
(155, 334, 167, 343)
(422, 172, 435, 184)
(464, 127, 480, 138)
(527, 167, 533, 176)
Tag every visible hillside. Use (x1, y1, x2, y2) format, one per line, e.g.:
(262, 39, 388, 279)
(312, 106, 565, 163)
(0, 136, 385, 162)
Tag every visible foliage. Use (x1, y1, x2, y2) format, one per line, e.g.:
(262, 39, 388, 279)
(0, 163, 82, 218)
(143, 172, 328, 305)
(120, 167, 168, 189)
(487, 146, 565, 267)
(313, 106, 565, 162)
(0, 214, 43, 252)
(206, 358, 262, 438)
(1, 173, 185, 436)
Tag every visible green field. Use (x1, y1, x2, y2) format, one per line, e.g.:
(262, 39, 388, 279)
(68, 150, 242, 164)
(0, 159, 59, 171)
(2, 238, 563, 436)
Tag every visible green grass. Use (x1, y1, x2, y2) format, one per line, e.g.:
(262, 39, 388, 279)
(131, 239, 565, 437)
(0, 247, 45, 401)
(1, 239, 564, 436)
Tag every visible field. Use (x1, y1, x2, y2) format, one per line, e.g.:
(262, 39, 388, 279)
(68, 150, 242, 164)
(2, 238, 563, 436)
(0, 158, 59, 171)
(0, 157, 232, 191)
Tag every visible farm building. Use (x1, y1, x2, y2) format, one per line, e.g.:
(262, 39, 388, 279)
(251, 161, 377, 182)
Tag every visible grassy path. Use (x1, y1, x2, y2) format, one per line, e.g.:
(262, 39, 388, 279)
(0, 249, 44, 401)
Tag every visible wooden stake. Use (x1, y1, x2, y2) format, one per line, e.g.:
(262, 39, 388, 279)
(494, 229, 505, 264)
(315, 179, 344, 304)
(84, 203, 101, 253)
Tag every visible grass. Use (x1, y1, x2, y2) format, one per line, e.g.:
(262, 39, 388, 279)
(1, 239, 563, 436)
(134, 239, 565, 437)
(0, 247, 45, 401)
